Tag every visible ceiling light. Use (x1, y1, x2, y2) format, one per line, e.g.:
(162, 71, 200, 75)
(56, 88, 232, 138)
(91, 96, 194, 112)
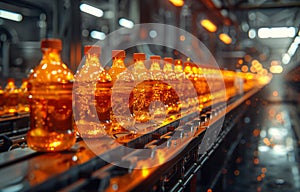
(248, 29, 256, 39)
(169, 0, 184, 6)
(294, 36, 300, 44)
(288, 43, 298, 56)
(200, 19, 217, 33)
(119, 18, 134, 29)
(282, 53, 290, 65)
(219, 33, 232, 44)
(80, 3, 103, 17)
(90, 30, 106, 40)
(258, 27, 296, 38)
(270, 65, 283, 74)
(0, 9, 23, 22)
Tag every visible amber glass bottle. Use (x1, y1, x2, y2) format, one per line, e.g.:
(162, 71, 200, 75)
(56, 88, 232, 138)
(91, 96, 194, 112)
(108, 50, 134, 133)
(131, 53, 152, 123)
(174, 59, 187, 113)
(18, 79, 30, 113)
(109, 50, 126, 83)
(74, 45, 110, 137)
(149, 55, 166, 123)
(27, 39, 76, 152)
(163, 57, 180, 116)
(4, 78, 19, 115)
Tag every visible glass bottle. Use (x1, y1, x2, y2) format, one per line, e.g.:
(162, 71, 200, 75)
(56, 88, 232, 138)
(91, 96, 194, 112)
(108, 50, 134, 133)
(174, 59, 187, 113)
(74, 45, 110, 138)
(149, 55, 165, 124)
(27, 38, 76, 152)
(0, 86, 4, 116)
(109, 50, 126, 83)
(131, 53, 152, 123)
(163, 57, 180, 117)
(184, 58, 198, 110)
(4, 78, 19, 115)
(18, 79, 30, 113)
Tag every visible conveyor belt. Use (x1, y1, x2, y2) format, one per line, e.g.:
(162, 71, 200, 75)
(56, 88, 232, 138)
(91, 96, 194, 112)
(0, 88, 260, 192)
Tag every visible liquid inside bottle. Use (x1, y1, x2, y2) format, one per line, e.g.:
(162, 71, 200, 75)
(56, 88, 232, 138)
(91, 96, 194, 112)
(109, 50, 135, 133)
(74, 45, 110, 138)
(27, 39, 76, 152)
(4, 78, 19, 115)
(131, 53, 152, 123)
(18, 79, 30, 113)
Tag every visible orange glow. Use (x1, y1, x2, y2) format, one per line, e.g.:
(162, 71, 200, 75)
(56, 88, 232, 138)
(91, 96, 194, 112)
(238, 59, 243, 65)
(253, 129, 260, 137)
(156, 149, 166, 164)
(219, 33, 232, 44)
(169, 0, 184, 6)
(254, 158, 259, 165)
(180, 35, 185, 41)
(262, 168, 267, 173)
(207, 189, 213, 192)
(263, 138, 271, 146)
(8, 109, 17, 113)
(270, 65, 283, 74)
(261, 173, 265, 178)
(244, 55, 252, 62)
(250, 66, 256, 73)
(271, 60, 280, 66)
(272, 91, 278, 97)
(241, 65, 248, 72)
(200, 19, 217, 32)
(257, 176, 262, 182)
(234, 170, 240, 176)
(142, 167, 150, 178)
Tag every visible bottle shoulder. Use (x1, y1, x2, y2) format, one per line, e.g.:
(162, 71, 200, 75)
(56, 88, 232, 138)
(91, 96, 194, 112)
(29, 60, 74, 84)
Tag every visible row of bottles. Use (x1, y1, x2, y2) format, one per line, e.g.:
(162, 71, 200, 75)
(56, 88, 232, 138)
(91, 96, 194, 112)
(0, 78, 29, 117)
(26, 38, 257, 152)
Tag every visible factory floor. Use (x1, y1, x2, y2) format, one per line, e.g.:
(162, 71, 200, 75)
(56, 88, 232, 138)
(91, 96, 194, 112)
(225, 75, 300, 192)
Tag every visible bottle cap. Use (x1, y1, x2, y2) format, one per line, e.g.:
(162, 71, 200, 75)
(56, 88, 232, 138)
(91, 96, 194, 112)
(174, 59, 182, 66)
(41, 39, 62, 50)
(84, 45, 101, 55)
(150, 55, 161, 60)
(164, 57, 173, 64)
(133, 53, 146, 61)
(112, 50, 125, 58)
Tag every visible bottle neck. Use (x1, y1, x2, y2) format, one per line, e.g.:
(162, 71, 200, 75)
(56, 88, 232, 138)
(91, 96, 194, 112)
(86, 53, 100, 64)
(112, 57, 126, 69)
(42, 49, 62, 62)
(150, 61, 161, 71)
(134, 60, 147, 71)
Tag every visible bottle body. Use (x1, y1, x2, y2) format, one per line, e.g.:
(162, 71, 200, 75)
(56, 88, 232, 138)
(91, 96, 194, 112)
(27, 82, 75, 151)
